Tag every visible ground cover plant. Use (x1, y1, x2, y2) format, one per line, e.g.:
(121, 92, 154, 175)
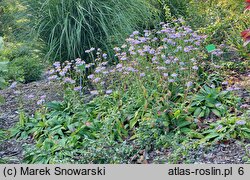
(0, 0, 250, 164)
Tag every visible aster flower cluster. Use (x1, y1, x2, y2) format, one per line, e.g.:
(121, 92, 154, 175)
(89, 22, 213, 94)
(46, 48, 109, 93)
(46, 21, 225, 96)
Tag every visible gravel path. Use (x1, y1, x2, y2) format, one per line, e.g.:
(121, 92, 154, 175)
(0, 79, 63, 163)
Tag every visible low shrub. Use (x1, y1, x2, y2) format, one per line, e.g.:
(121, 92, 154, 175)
(8, 56, 43, 83)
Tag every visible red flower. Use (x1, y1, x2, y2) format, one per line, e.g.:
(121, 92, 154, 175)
(245, 0, 250, 11)
(241, 29, 250, 46)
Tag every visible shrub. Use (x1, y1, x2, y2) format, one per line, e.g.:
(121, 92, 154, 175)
(186, 0, 249, 55)
(157, 0, 189, 18)
(8, 56, 43, 83)
(21, 0, 159, 61)
(0, 61, 8, 89)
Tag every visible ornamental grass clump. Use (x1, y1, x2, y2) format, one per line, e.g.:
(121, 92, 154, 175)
(21, 0, 158, 61)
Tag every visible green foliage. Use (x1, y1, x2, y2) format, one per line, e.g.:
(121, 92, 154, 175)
(0, 61, 9, 89)
(7, 55, 43, 83)
(189, 85, 238, 118)
(0, 37, 4, 50)
(158, 0, 189, 18)
(0, 39, 44, 84)
(0, 0, 34, 41)
(202, 115, 250, 143)
(23, 138, 135, 164)
(221, 61, 250, 74)
(156, 0, 249, 56)
(21, 0, 159, 61)
(8, 17, 249, 164)
(11, 98, 136, 163)
(186, 0, 249, 55)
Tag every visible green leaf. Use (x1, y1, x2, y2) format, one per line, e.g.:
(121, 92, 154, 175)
(174, 110, 181, 118)
(199, 110, 205, 118)
(0, 77, 7, 89)
(129, 110, 140, 129)
(194, 107, 202, 117)
(180, 127, 191, 134)
(211, 109, 221, 117)
(45, 101, 63, 111)
(206, 102, 215, 108)
(0, 61, 9, 72)
(204, 132, 219, 141)
(205, 108, 211, 118)
(0, 95, 5, 105)
(241, 128, 250, 133)
(0, 36, 4, 50)
(177, 121, 191, 128)
(188, 131, 204, 139)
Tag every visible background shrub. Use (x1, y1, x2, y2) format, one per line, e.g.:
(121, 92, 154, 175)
(8, 56, 43, 83)
(154, 0, 249, 56)
(186, 0, 249, 56)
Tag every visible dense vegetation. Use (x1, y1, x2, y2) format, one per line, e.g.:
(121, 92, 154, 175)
(0, 0, 250, 163)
